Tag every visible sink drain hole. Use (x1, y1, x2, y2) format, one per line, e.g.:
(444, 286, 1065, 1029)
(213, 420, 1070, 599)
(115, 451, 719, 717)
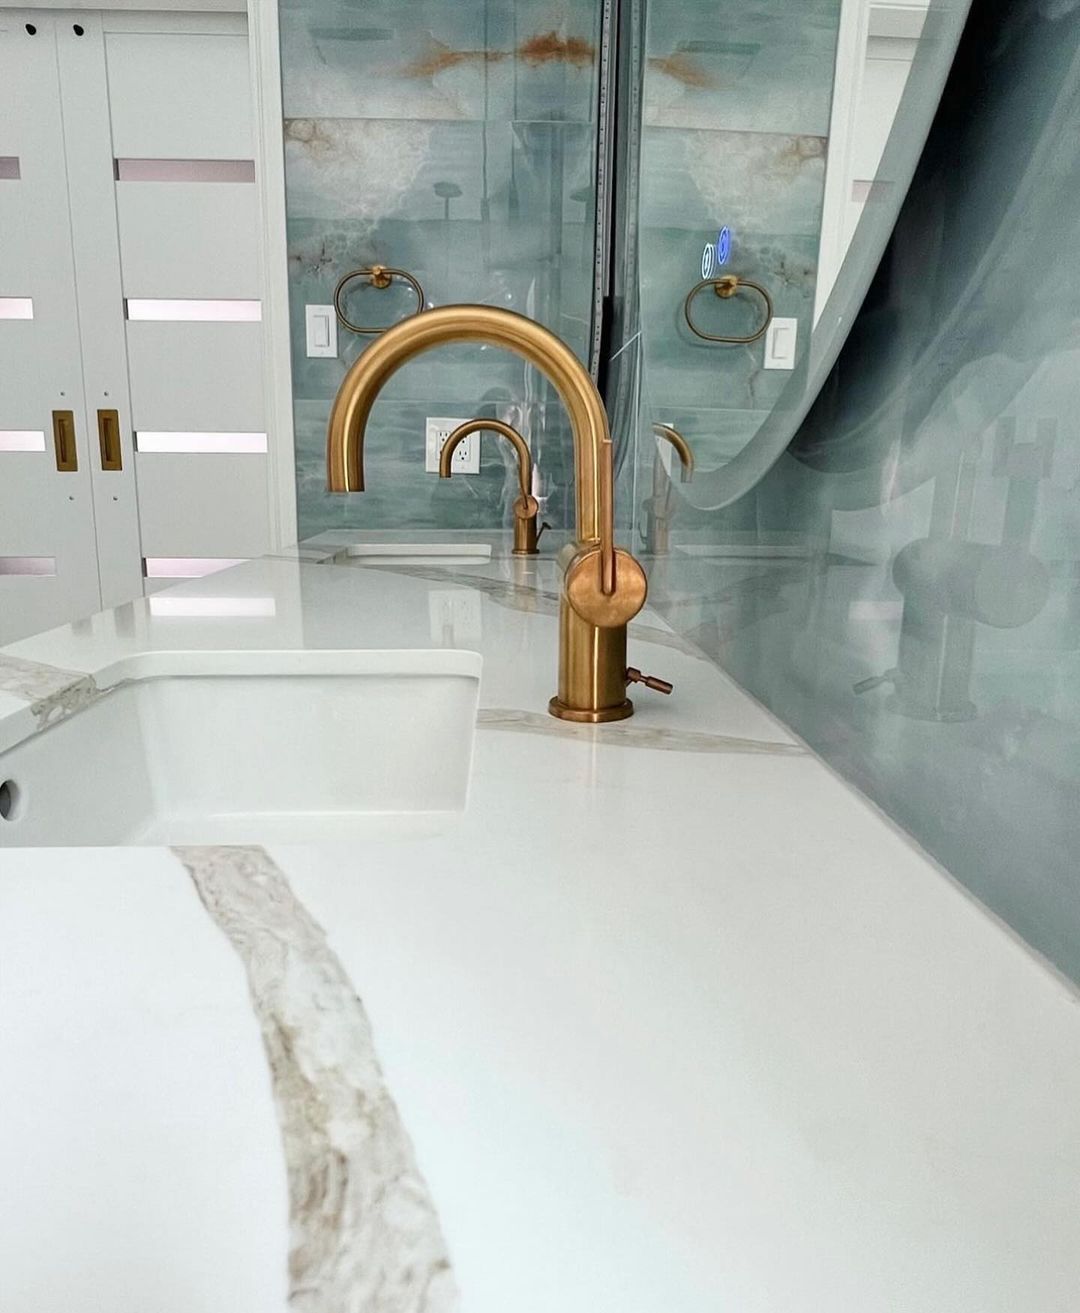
(0, 779, 20, 821)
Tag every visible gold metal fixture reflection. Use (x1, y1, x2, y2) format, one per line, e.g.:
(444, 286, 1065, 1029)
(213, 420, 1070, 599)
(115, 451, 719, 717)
(439, 418, 546, 555)
(326, 304, 664, 722)
(653, 423, 694, 472)
(333, 264, 426, 336)
(642, 423, 694, 555)
(684, 274, 773, 343)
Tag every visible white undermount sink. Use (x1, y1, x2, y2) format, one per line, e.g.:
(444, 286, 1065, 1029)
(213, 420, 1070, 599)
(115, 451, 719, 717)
(328, 542, 493, 567)
(0, 649, 481, 846)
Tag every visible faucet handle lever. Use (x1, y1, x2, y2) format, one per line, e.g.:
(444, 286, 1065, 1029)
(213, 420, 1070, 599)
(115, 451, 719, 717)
(566, 545, 647, 628)
(626, 666, 674, 696)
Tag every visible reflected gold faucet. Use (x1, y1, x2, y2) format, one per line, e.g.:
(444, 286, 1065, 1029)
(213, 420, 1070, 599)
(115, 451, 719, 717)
(438, 418, 544, 555)
(327, 304, 669, 722)
(642, 423, 694, 555)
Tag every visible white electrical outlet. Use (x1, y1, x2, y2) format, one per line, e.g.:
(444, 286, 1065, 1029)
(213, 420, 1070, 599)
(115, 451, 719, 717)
(425, 417, 480, 474)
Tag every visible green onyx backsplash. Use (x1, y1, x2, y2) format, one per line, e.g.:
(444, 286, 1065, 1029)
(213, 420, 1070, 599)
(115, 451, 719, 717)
(280, 0, 603, 537)
(631, 0, 841, 543)
(280, 0, 842, 539)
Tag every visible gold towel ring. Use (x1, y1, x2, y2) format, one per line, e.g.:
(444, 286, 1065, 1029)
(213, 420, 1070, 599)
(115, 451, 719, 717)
(684, 274, 773, 344)
(333, 265, 426, 336)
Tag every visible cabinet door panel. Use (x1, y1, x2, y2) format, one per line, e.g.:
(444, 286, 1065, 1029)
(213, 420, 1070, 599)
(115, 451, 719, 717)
(56, 13, 144, 609)
(0, 12, 102, 644)
(1, 11, 271, 640)
(104, 31, 253, 159)
(104, 19, 270, 589)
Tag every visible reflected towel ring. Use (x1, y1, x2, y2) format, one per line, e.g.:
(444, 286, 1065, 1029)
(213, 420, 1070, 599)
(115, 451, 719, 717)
(334, 265, 426, 336)
(684, 274, 773, 344)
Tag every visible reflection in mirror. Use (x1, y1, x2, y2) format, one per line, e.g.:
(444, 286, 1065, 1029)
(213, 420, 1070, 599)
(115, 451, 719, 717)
(651, 0, 966, 507)
(643, 0, 1080, 982)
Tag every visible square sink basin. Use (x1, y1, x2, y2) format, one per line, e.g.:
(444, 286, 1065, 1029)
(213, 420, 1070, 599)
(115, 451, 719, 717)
(328, 542, 493, 567)
(0, 649, 481, 846)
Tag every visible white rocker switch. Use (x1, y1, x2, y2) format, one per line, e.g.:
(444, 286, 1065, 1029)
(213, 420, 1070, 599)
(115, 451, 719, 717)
(305, 304, 337, 358)
(763, 316, 798, 370)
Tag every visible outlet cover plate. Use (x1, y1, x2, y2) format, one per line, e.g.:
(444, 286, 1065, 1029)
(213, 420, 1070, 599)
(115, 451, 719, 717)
(425, 417, 480, 474)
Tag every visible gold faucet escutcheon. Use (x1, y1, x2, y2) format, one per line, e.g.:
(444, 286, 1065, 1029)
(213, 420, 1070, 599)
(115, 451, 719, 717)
(326, 304, 662, 722)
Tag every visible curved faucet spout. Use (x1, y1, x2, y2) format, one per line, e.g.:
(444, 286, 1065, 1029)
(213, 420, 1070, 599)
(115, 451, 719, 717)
(326, 303, 658, 723)
(643, 424, 695, 556)
(327, 304, 612, 584)
(439, 418, 541, 555)
(653, 424, 694, 482)
(439, 418, 533, 502)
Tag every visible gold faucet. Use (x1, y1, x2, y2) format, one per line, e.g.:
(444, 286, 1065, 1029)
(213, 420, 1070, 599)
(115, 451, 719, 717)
(438, 418, 544, 556)
(642, 423, 694, 555)
(326, 304, 669, 722)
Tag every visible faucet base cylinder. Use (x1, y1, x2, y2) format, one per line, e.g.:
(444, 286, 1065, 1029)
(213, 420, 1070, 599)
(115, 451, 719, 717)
(548, 598, 634, 722)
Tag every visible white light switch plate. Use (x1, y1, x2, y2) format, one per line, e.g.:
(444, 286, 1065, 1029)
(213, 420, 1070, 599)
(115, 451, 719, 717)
(425, 417, 480, 474)
(305, 304, 337, 358)
(763, 316, 798, 370)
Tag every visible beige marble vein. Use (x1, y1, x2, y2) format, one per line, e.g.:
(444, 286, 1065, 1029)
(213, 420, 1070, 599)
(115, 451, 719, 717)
(0, 653, 100, 728)
(174, 845, 458, 1313)
(353, 561, 702, 655)
(477, 707, 804, 755)
(359, 561, 562, 613)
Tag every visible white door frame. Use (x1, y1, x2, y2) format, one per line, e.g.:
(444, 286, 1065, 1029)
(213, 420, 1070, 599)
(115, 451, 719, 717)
(815, 0, 873, 324)
(815, 1, 931, 323)
(247, 0, 296, 549)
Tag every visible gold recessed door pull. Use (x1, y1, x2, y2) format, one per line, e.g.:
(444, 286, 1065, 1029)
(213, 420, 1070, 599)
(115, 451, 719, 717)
(97, 408, 123, 470)
(626, 667, 674, 696)
(439, 418, 544, 555)
(684, 274, 773, 344)
(52, 410, 77, 471)
(333, 265, 426, 336)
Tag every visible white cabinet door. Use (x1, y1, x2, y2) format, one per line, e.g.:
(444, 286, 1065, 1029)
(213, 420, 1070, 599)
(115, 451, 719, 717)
(103, 16, 274, 592)
(0, 11, 103, 644)
(1, 8, 278, 640)
(55, 11, 145, 610)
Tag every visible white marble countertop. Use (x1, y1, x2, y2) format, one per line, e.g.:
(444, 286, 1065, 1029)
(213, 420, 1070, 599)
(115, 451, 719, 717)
(1, 535, 1079, 1313)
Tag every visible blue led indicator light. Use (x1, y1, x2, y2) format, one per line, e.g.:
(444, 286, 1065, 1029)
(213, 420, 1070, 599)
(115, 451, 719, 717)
(716, 226, 732, 266)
